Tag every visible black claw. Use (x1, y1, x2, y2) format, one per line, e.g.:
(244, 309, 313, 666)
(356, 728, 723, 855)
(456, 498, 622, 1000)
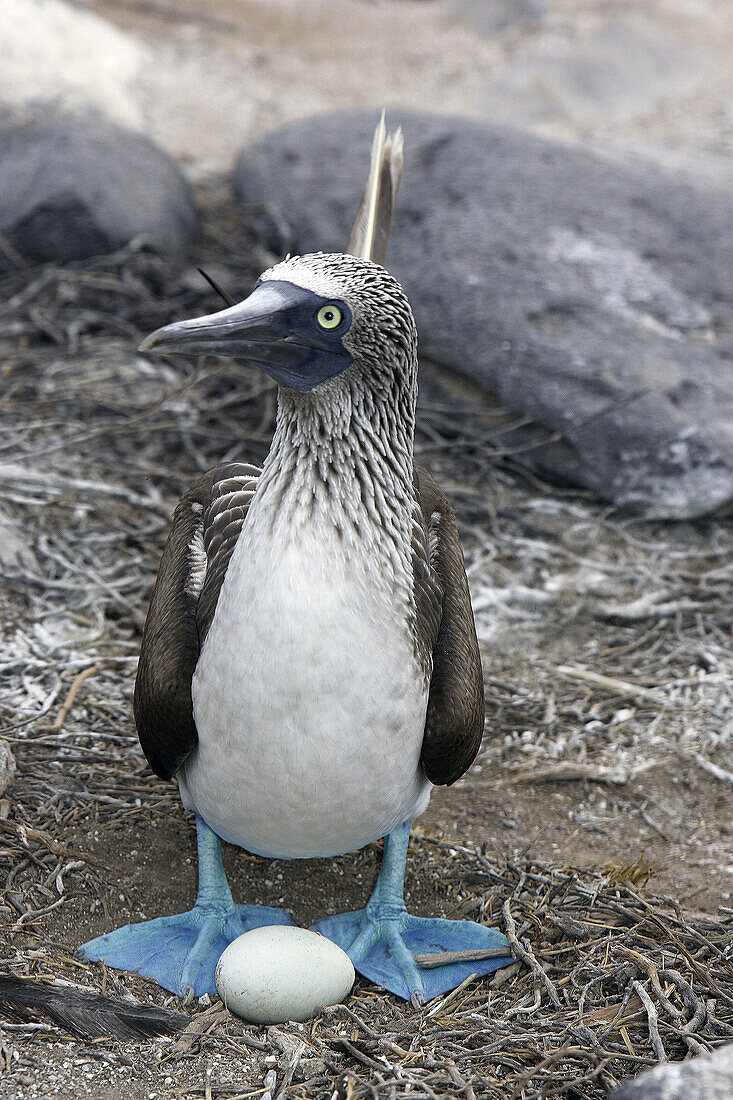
(410, 991, 425, 1011)
(180, 984, 195, 1007)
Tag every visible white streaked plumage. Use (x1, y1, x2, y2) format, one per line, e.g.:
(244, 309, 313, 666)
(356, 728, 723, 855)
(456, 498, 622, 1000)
(185, 520, 207, 600)
(179, 253, 432, 856)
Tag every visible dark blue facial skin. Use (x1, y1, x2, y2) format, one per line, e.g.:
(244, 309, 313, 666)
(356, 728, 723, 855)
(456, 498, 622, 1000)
(244, 281, 353, 391)
(139, 280, 354, 393)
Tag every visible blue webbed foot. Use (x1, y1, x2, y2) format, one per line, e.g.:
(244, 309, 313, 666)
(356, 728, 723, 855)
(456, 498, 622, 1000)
(311, 822, 513, 1002)
(78, 814, 295, 998)
(312, 909, 511, 1001)
(80, 901, 295, 998)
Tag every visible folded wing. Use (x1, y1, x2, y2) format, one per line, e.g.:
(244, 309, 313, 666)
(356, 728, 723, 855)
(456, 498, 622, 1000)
(413, 464, 485, 786)
(133, 462, 260, 779)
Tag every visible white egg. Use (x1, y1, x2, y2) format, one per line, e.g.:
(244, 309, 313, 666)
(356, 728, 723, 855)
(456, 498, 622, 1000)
(215, 925, 355, 1024)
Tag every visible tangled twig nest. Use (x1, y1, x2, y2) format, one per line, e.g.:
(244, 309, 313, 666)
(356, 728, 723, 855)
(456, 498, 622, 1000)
(3, 821, 732, 1098)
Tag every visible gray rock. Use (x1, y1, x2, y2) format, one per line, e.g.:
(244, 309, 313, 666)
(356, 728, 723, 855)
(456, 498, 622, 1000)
(0, 117, 199, 269)
(483, 24, 706, 126)
(612, 1043, 733, 1099)
(234, 111, 733, 518)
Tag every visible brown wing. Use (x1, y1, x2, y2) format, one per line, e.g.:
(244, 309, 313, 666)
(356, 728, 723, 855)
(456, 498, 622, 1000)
(413, 464, 485, 786)
(133, 462, 259, 780)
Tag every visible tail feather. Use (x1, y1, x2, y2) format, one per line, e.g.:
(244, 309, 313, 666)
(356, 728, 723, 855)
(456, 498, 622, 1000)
(346, 110, 404, 267)
(0, 975, 187, 1040)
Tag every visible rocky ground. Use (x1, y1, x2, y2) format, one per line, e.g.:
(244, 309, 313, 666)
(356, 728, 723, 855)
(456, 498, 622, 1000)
(1, 1, 733, 1098)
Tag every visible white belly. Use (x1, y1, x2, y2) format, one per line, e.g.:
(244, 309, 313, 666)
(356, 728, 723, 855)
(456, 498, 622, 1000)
(181, 526, 432, 858)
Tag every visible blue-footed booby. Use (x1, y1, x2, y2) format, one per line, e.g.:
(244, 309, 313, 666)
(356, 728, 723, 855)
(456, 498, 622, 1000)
(80, 119, 512, 1003)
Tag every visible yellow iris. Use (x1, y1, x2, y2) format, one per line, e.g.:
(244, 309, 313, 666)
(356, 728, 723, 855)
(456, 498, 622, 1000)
(316, 304, 342, 330)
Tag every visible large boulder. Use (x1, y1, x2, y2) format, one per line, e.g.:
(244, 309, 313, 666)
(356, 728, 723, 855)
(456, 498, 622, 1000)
(612, 1043, 733, 1099)
(234, 112, 733, 519)
(0, 118, 199, 269)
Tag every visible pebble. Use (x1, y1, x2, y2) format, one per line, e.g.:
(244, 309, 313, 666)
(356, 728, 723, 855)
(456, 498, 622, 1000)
(0, 739, 17, 798)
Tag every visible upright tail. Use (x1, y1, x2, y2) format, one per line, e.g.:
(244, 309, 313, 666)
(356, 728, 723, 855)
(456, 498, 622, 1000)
(346, 111, 404, 267)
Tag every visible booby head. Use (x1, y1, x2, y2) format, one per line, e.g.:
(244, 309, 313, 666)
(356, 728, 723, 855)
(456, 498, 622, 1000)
(140, 253, 417, 395)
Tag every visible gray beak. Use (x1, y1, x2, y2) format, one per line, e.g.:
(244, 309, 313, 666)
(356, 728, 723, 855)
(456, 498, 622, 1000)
(139, 281, 296, 357)
(138, 279, 353, 393)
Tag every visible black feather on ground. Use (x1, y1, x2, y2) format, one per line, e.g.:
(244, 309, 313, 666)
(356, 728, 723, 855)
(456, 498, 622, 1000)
(0, 976, 188, 1040)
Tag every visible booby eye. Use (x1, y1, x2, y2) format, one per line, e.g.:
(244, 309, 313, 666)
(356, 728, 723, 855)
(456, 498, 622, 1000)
(316, 304, 343, 330)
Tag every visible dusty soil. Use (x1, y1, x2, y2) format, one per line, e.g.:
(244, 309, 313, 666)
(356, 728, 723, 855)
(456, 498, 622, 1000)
(2, 1, 733, 1096)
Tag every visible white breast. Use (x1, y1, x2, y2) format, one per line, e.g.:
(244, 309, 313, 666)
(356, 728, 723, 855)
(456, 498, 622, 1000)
(181, 510, 432, 859)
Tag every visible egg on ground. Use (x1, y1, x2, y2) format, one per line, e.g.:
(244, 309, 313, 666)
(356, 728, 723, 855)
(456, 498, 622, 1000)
(215, 925, 355, 1024)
